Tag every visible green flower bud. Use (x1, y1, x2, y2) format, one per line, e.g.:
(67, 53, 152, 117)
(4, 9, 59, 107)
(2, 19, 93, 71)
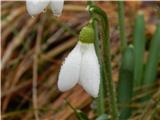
(79, 25, 95, 43)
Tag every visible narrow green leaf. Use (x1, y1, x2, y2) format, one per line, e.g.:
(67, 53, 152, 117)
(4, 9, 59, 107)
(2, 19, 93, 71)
(96, 114, 108, 120)
(76, 110, 89, 120)
(118, 45, 134, 120)
(143, 25, 160, 86)
(133, 13, 146, 88)
(118, 1, 127, 53)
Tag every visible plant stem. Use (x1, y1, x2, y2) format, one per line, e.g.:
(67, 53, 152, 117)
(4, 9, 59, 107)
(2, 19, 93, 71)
(118, 1, 127, 53)
(87, 1, 106, 115)
(93, 19, 106, 115)
(89, 6, 119, 120)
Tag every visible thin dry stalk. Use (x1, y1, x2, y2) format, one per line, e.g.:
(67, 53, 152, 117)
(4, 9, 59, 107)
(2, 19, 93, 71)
(1, 14, 26, 43)
(33, 19, 43, 120)
(1, 80, 31, 97)
(23, 67, 59, 120)
(48, 90, 91, 120)
(140, 89, 160, 120)
(1, 17, 38, 69)
(64, 4, 86, 12)
(40, 38, 76, 62)
(1, 6, 26, 30)
(42, 18, 79, 50)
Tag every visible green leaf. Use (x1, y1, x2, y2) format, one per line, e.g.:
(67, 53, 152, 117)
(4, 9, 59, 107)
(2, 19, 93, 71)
(143, 25, 160, 86)
(118, 45, 134, 120)
(76, 110, 89, 120)
(96, 114, 108, 120)
(133, 13, 146, 88)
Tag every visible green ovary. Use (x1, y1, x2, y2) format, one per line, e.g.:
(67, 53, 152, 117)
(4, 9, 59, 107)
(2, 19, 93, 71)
(79, 25, 95, 43)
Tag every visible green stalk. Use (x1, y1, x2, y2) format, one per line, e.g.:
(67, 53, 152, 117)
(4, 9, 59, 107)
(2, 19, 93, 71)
(92, 19, 106, 115)
(118, 45, 134, 120)
(89, 6, 118, 120)
(87, 1, 106, 115)
(133, 13, 146, 88)
(143, 25, 160, 87)
(117, 1, 127, 53)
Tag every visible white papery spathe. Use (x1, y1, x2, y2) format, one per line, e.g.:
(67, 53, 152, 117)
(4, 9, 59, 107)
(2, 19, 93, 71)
(58, 42, 100, 98)
(26, 0, 64, 16)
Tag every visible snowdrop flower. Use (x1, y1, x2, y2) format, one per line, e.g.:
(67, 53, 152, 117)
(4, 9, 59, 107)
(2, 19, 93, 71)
(26, 0, 64, 16)
(58, 25, 100, 97)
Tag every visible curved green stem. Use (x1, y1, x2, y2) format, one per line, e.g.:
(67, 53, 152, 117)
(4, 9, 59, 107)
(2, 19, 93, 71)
(88, 5, 119, 120)
(93, 18, 106, 115)
(87, 1, 106, 115)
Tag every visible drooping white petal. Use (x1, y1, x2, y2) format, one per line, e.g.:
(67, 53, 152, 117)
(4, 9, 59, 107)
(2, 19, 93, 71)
(79, 43, 100, 98)
(26, 0, 49, 15)
(50, 0, 64, 16)
(58, 43, 81, 91)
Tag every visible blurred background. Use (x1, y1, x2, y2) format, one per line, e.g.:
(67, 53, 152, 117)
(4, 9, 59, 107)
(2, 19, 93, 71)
(1, 1, 160, 120)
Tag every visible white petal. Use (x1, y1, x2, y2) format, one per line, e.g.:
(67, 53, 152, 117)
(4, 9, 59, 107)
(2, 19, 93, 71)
(79, 43, 100, 98)
(26, 0, 49, 15)
(58, 43, 81, 91)
(50, 0, 64, 16)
